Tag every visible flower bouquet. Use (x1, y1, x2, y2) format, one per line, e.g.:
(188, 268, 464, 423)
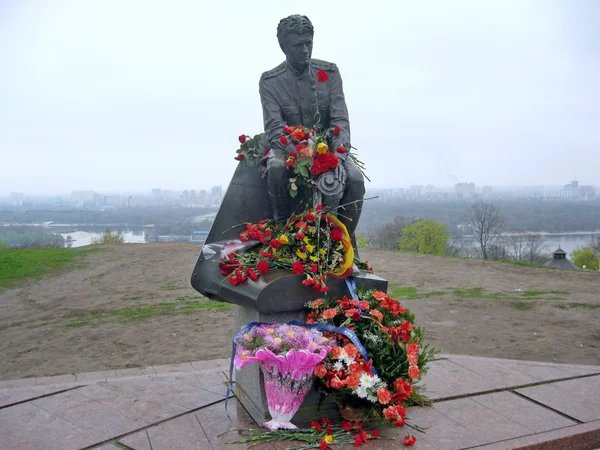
(306, 291, 438, 427)
(234, 324, 333, 430)
(220, 205, 359, 293)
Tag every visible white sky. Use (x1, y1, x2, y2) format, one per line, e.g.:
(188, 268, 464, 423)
(1, 0, 599, 195)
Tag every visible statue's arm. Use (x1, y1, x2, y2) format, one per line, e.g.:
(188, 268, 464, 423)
(329, 69, 351, 161)
(259, 77, 291, 155)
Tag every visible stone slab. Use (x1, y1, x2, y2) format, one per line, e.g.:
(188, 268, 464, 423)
(448, 357, 540, 388)
(119, 429, 153, 450)
(0, 377, 37, 389)
(516, 381, 600, 423)
(420, 359, 496, 400)
(471, 419, 600, 450)
(75, 370, 118, 382)
(115, 366, 156, 377)
(191, 358, 230, 372)
(34, 374, 77, 386)
(153, 362, 195, 374)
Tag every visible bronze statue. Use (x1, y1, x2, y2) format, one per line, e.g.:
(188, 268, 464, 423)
(260, 14, 365, 238)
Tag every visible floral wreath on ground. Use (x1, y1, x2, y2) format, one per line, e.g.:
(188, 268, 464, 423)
(219, 205, 372, 293)
(306, 289, 438, 428)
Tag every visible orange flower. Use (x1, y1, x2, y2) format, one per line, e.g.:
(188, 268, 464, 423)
(331, 346, 342, 359)
(344, 344, 358, 359)
(346, 373, 361, 388)
(322, 308, 337, 319)
(291, 127, 307, 141)
(406, 343, 419, 355)
(313, 299, 324, 308)
(383, 406, 398, 420)
(372, 290, 387, 300)
(359, 300, 370, 310)
(377, 387, 392, 405)
(314, 364, 327, 378)
(408, 365, 420, 380)
(370, 309, 383, 321)
(407, 353, 418, 365)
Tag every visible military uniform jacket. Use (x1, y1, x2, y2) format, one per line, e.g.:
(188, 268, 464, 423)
(259, 59, 351, 159)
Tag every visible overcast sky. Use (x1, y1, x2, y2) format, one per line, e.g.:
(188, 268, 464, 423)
(1, 0, 599, 196)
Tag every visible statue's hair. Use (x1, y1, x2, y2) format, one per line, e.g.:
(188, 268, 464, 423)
(277, 15, 314, 51)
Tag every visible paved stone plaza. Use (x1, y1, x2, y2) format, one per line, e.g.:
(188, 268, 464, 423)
(1, 355, 599, 449)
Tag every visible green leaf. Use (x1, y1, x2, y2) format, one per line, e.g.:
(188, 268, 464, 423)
(298, 165, 309, 178)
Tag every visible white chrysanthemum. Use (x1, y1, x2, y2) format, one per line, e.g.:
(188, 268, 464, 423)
(367, 393, 378, 403)
(355, 385, 369, 399)
(359, 373, 381, 389)
(333, 361, 344, 372)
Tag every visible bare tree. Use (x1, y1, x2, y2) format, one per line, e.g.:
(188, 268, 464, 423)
(465, 201, 504, 260)
(368, 216, 416, 250)
(523, 233, 547, 264)
(508, 232, 527, 261)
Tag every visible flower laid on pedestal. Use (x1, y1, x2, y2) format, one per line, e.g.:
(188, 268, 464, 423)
(219, 206, 361, 293)
(306, 290, 438, 428)
(233, 324, 333, 430)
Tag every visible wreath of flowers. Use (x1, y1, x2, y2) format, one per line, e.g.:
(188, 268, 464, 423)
(219, 206, 364, 293)
(306, 290, 438, 427)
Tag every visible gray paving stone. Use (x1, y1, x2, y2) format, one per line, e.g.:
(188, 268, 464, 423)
(146, 413, 212, 449)
(115, 366, 156, 377)
(195, 398, 259, 450)
(551, 374, 600, 397)
(119, 430, 153, 450)
(191, 358, 230, 372)
(449, 357, 539, 388)
(0, 402, 101, 450)
(153, 362, 195, 374)
(433, 397, 532, 446)
(75, 370, 118, 382)
(516, 378, 600, 422)
(93, 445, 123, 450)
(34, 374, 77, 386)
(420, 359, 495, 400)
(0, 377, 37, 389)
(0, 385, 49, 408)
(470, 391, 577, 432)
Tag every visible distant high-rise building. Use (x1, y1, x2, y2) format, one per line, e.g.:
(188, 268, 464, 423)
(9, 192, 25, 206)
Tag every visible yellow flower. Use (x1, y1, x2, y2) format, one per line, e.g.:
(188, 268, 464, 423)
(324, 435, 334, 444)
(296, 250, 307, 260)
(266, 328, 275, 335)
(278, 235, 289, 244)
(317, 142, 329, 154)
(309, 255, 319, 262)
(305, 243, 315, 253)
(320, 248, 327, 255)
(303, 236, 311, 244)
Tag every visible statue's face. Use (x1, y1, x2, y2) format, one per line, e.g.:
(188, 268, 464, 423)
(283, 33, 313, 71)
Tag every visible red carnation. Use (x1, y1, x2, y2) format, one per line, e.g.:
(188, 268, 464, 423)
(310, 152, 339, 175)
(315, 204, 325, 212)
(317, 70, 329, 83)
(314, 364, 327, 378)
(403, 434, 416, 446)
(310, 264, 318, 273)
(280, 136, 288, 145)
(320, 440, 327, 450)
(246, 268, 258, 281)
(234, 154, 245, 161)
(257, 261, 269, 274)
(345, 308, 361, 321)
(304, 212, 315, 222)
(336, 146, 348, 154)
(310, 420, 322, 431)
(238, 134, 246, 144)
(333, 125, 341, 136)
(292, 261, 304, 274)
(331, 229, 343, 241)
(263, 147, 271, 156)
(283, 125, 293, 134)
(295, 233, 305, 240)
(270, 239, 281, 249)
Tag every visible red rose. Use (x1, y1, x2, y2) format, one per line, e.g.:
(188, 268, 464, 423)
(315, 204, 325, 212)
(295, 233, 305, 240)
(317, 70, 329, 83)
(336, 146, 348, 154)
(288, 151, 297, 159)
(270, 239, 281, 249)
(331, 229, 343, 241)
(292, 261, 304, 274)
(234, 154, 245, 161)
(283, 125, 293, 134)
(263, 147, 271, 156)
(286, 159, 294, 167)
(257, 261, 269, 274)
(238, 134, 246, 144)
(333, 125, 341, 136)
(280, 136, 288, 145)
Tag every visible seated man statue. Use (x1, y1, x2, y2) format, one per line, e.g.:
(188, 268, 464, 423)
(260, 14, 365, 239)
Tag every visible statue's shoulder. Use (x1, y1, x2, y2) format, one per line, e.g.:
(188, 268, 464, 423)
(261, 62, 287, 80)
(311, 59, 338, 73)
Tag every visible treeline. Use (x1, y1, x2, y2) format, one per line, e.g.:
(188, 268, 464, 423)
(0, 227, 65, 248)
(0, 206, 217, 227)
(357, 199, 600, 235)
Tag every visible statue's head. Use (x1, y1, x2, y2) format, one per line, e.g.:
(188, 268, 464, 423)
(277, 15, 314, 72)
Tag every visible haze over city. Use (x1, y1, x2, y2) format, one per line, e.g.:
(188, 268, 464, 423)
(1, 0, 599, 196)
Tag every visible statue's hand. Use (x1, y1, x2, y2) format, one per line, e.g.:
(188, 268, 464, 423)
(334, 162, 347, 186)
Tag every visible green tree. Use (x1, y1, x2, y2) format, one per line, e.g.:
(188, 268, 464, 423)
(91, 228, 125, 245)
(571, 247, 599, 271)
(398, 219, 450, 256)
(355, 233, 369, 248)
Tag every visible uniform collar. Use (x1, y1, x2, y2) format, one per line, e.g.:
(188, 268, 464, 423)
(286, 60, 311, 79)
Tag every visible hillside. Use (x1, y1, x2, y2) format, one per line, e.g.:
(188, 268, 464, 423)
(0, 243, 598, 380)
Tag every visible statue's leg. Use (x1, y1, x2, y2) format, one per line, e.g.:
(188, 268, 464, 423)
(266, 156, 290, 221)
(338, 157, 365, 238)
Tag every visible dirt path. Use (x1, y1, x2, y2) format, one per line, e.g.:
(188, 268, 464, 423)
(1, 244, 598, 380)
